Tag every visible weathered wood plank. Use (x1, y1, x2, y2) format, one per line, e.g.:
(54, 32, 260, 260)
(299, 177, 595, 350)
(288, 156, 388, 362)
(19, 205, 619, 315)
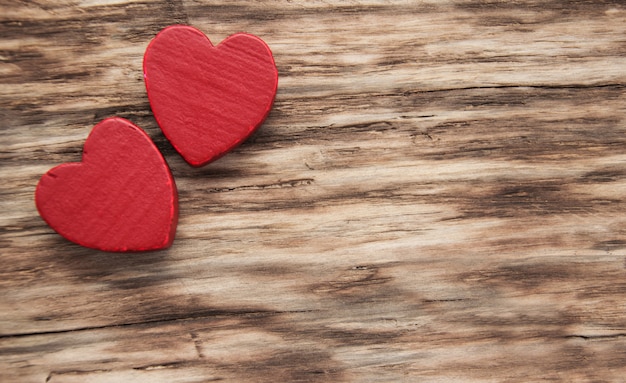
(1, 0, 626, 381)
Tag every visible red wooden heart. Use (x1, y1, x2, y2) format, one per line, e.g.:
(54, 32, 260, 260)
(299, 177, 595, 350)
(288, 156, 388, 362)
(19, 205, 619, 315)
(35, 117, 178, 252)
(143, 25, 278, 167)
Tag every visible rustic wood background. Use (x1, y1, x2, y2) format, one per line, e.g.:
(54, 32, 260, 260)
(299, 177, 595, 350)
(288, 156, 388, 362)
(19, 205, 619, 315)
(2, 0, 626, 382)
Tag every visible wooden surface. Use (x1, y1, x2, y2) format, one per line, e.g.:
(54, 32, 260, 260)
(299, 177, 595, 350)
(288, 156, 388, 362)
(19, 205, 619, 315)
(2, 1, 626, 382)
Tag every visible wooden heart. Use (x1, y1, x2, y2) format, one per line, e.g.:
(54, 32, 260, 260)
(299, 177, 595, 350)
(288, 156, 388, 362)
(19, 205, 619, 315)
(35, 117, 178, 252)
(143, 25, 278, 167)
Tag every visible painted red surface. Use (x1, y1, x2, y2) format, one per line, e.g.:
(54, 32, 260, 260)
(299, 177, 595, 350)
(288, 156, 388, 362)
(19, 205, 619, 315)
(35, 117, 178, 252)
(143, 25, 278, 167)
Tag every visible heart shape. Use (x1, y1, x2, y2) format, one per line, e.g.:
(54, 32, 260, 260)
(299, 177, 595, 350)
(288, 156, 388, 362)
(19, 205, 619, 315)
(143, 25, 278, 167)
(35, 117, 178, 252)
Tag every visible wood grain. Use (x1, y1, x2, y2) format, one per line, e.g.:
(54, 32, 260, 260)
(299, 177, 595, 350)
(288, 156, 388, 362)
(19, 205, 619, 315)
(1, 1, 626, 382)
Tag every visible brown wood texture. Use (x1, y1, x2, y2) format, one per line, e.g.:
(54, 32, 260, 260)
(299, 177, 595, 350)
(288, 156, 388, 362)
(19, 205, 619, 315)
(2, 1, 626, 382)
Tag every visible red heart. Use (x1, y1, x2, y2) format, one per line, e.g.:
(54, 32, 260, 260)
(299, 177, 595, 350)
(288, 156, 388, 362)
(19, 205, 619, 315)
(35, 117, 178, 252)
(143, 25, 278, 167)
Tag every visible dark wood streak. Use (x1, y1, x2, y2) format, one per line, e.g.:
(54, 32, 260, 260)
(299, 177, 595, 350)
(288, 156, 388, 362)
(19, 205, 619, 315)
(2, 0, 626, 382)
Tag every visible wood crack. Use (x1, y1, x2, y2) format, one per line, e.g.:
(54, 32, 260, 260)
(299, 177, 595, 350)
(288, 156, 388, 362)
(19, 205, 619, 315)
(205, 178, 314, 193)
(0, 309, 317, 340)
(406, 83, 626, 95)
(422, 298, 469, 303)
(46, 368, 113, 382)
(565, 333, 626, 340)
